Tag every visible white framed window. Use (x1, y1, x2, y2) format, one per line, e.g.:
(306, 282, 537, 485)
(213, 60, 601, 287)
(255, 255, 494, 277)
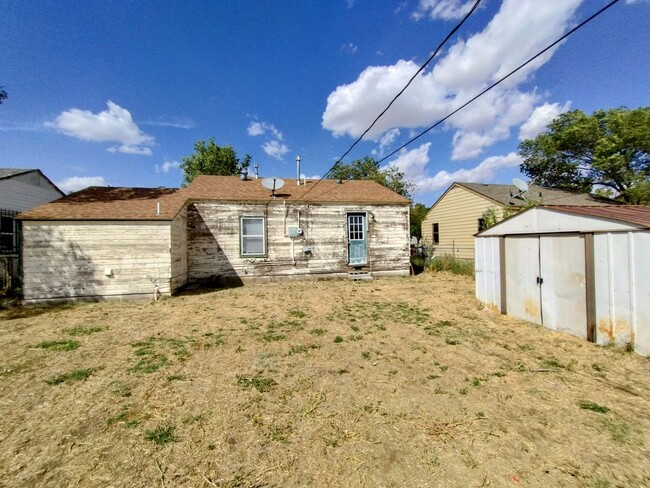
(240, 216, 266, 256)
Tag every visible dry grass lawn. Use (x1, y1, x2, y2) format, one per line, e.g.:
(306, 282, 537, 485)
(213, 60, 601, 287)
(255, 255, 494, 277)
(1, 272, 649, 487)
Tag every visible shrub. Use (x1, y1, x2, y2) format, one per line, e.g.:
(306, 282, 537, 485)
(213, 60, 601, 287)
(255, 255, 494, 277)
(428, 256, 474, 277)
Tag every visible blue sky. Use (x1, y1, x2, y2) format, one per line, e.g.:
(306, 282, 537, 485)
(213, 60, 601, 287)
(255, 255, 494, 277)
(1, 0, 649, 205)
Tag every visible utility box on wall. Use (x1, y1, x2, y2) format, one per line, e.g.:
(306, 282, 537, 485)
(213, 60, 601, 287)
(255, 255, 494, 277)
(287, 227, 303, 238)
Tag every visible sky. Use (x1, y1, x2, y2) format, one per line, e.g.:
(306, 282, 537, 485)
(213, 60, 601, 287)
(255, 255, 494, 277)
(1, 0, 649, 205)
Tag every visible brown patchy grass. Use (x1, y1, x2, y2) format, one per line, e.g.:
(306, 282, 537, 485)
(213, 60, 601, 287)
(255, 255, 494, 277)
(1, 272, 649, 487)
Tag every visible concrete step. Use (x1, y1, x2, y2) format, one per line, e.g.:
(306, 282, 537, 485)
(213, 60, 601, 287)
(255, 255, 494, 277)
(348, 271, 373, 281)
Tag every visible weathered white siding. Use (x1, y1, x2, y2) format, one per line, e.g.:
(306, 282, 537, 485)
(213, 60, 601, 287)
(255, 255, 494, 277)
(593, 231, 650, 355)
(0, 172, 63, 211)
(422, 186, 506, 259)
(170, 208, 188, 291)
(187, 201, 409, 282)
(22, 221, 174, 302)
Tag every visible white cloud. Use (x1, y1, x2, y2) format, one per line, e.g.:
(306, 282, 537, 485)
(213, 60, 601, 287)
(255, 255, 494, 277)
(107, 145, 153, 156)
(57, 176, 108, 194)
(412, 0, 475, 21)
(46, 101, 155, 155)
(322, 0, 583, 160)
(262, 140, 290, 160)
(377, 128, 401, 156)
(518, 101, 571, 140)
(341, 43, 358, 54)
(385, 142, 431, 181)
(141, 117, 195, 129)
(247, 120, 283, 140)
(155, 160, 181, 173)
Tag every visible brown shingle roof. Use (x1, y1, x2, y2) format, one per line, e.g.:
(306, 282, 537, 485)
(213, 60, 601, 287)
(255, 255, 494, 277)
(458, 182, 614, 206)
(185, 176, 410, 204)
(18, 176, 409, 221)
(545, 205, 650, 228)
(18, 187, 187, 221)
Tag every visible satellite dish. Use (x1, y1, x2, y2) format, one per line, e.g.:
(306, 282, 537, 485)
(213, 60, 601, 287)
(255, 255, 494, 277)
(513, 178, 528, 192)
(261, 177, 285, 197)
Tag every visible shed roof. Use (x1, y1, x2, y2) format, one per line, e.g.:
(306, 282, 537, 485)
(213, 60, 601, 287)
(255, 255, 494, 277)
(477, 205, 650, 237)
(544, 205, 650, 228)
(457, 182, 613, 207)
(18, 176, 409, 221)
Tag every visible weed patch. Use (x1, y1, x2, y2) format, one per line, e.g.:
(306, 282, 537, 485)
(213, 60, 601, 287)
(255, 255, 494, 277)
(578, 401, 610, 414)
(63, 326, 105, 336)
(236, 374, 278, 393)
(36, 340, 79, 351)
(144, 425, 176, 444)
(45, 368, 95, 385)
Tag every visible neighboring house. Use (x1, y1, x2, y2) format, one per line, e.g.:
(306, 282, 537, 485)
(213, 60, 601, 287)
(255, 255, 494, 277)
(0, 168, 64, 292)
(421, 182, 613, 260)
(475, 205, 650, 356)
(17, 175, 410, 303)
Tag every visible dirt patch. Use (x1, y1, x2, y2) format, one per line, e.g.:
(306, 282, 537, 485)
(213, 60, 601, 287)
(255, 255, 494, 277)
(1, 272, 649, 487)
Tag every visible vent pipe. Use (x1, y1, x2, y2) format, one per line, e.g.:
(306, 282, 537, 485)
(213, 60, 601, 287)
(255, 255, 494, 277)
(254, 163, 259, 179)
(296, 155, 301, 185)
(156, 202, 160, 215)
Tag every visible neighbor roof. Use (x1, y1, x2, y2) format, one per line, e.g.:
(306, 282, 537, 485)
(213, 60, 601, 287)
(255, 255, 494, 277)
(18, 176, 409, 221)
(545, 205, 650, 228)
(18, 187, 187, 221)
(185, 175, 410, 205)
(0, 168, 34, 179)
(457, 182, 613, 207)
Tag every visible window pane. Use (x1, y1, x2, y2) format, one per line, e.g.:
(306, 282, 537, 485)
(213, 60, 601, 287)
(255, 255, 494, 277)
(242, 218, 263, 236)
(243, 236, 264, 254)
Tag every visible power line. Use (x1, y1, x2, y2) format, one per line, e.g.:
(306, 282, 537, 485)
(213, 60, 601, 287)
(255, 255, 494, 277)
(297, 0, 482, 203)
(333, 0, 482, 167)
(377, 0, 622, 164)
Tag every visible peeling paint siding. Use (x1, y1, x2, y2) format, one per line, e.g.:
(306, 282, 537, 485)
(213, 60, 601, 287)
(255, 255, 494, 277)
(170, 207, 188, 291)
(22, 221, 173, 302)
(475, 237, 501, 310)
(187, 202, 409, 281)
(594, 231, 650, 355)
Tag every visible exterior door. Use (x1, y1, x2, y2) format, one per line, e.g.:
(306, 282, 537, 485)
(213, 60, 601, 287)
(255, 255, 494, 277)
(347, 213, 367, 265)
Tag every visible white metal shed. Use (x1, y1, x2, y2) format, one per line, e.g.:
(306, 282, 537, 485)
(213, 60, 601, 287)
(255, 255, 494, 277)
(475, 205, 650, 356)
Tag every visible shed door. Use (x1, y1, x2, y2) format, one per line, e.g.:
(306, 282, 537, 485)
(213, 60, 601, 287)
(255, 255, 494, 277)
(505, 234, 587, 337)
(539, 235, 587, 338)
(347, 213, 367, 265)
(505, 237, 542, 325)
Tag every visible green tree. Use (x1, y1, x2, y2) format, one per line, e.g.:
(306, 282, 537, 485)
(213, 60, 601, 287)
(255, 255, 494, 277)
(0, 87, 7, 105)
(180, 137, 251, 186)
(329, 156, 415, 200)
(518, 107, 650, 204)
(409, 203, 428, 240)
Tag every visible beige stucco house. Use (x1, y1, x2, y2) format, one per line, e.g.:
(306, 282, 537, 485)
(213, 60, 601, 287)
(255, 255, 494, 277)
(421, 182, 612, 260)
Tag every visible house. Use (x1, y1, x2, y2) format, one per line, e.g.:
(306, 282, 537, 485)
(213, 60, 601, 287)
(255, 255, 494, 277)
(475, 205, 650, 356)
(0, 168, 64, 292)
(421, 182, 612, 260)
(17, 175, 410, 303)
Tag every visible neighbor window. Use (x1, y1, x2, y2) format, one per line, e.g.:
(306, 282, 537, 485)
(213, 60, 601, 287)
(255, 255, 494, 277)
(240, 216, 266, 256)
(478, 218, 487, 231)
(0, 211, 17, 253)
(432, 223, 439, 244)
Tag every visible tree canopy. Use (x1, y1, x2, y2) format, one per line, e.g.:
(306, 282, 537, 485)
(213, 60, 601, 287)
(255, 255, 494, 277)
(409, 203, 429, 240)
(180, 137, 251, 186)
(0, 87, 7, 105)
(329, 156, 415, 200)
(518, 107, 650, 204)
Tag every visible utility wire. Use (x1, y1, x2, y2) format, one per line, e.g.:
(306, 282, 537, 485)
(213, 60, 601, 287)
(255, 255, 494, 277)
(296, 0, 482, 203)
(377, 0, 622, 164)
(333, 0, 482, 167)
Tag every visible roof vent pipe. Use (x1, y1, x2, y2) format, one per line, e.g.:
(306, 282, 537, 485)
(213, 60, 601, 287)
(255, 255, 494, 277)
(254, 163, 259, 179)
(296, 155, 301, 186)
(156, 202, 161, 215)
(239, 168, 248, 181)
